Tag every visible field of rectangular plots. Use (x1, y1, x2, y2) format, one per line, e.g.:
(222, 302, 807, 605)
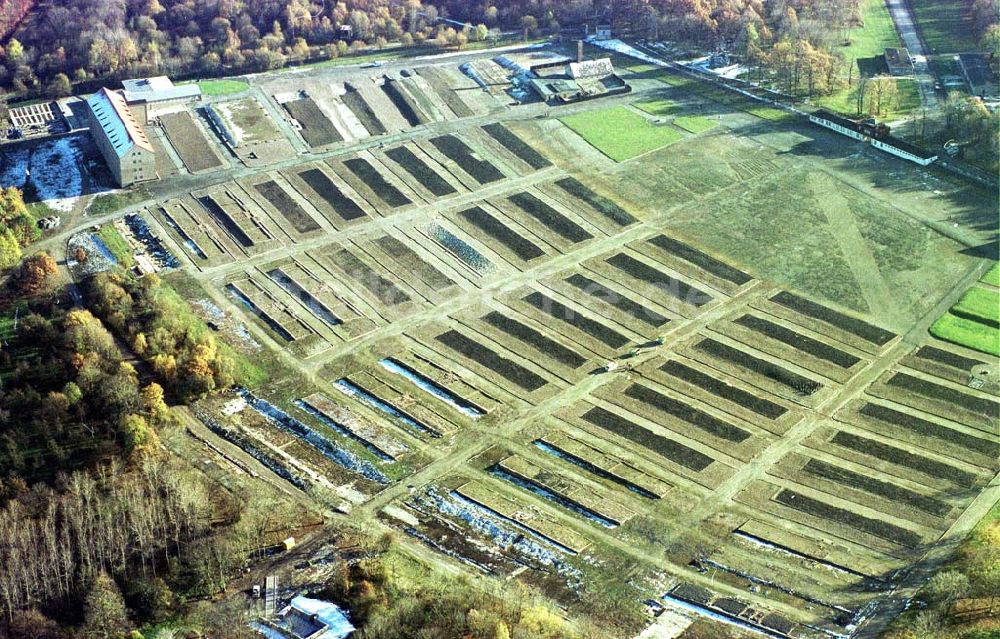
(151, 73, 998, 637)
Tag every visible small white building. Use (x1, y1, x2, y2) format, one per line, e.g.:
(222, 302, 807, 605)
(808, 110, 867, 141)
(121, 76, 201, 122)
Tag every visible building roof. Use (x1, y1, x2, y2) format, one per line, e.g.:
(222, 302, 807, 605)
(812, 109, 935, 159)
(568, 58, 614, 79)
(811, 109, 863, 131)
(121, 75, 201, 103)
(877, 134, 937, 159)
(86, 88, 154, 156)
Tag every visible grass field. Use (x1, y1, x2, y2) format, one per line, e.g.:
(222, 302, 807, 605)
(672, 115, 719, 134)
(87, 188, 149, 217)
(633, 97, 681, 116)
(951, 285, 999, 324)
(186, 79, 250, 96)
(655, 75, 792, 121)
(930, 313, 1000, 356)
(97, 224, 135, 268)
(930, 282, 1000, 356)
(560, 107, 683, 161)
(909, 0, 979, 54)
(980, 263, 999, 287)
(837, 0, 904, 66)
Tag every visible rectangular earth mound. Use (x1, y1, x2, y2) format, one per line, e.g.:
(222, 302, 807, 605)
(830, 431, 978, 486)
(254, 180, 320, 233)
(507, 192, 592, 243)
(774, 489, 922, 548)
(284, 97, 343, 147)
(522, 291, 629, 348)
(886, 372, 999, 417)
(327, 247, 410, 305)
(458, 206, 544, 262)
(373, 235, 453, 292)
(342, 88, 387, 135)
(858, 402, 999, 457)
(606, 253, 712, 307)
(197, 195, 254, 247)
(298, 168, 367, 221)
(734, 314, 861, 368)
(417, 67, 475, 117)
(555, 177, 636, 226)
(647, 234, 752, 285)
(623, 382, 751, 443)
(385, 146, 456, 197)
(381, 78, 429, 127)
(659, 359, 786, 419)
(343, 158, 411, 207)
(481, 311, 587, 368)
(160, 111, 223, 172)
(482, 123, 551, 169)
(581, 406, 714, 472)
(435, 329, 547, 392)
(430, 135, 504, 183)
(564, 274, 669, 327)
(914, 345, 986, 372)
(802, 458, 951, 517)
(770, 291, 896, 346)
(695, 338, 822, 396)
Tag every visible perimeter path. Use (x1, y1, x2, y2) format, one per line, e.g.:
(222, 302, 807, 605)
(884, 0, 939, 111)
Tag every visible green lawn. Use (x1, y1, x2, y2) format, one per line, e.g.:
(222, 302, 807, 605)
(185, 79, 250, 96)
(87, 188, 149, 217)
(672, 115, 719, 134)
(930, 313, 1000, 356)
(909, 0, 979, 54)
(560, 107, 684, 161)
(633, 97, 681, 116)
(652, 74, 792, 121)
(951, 285, 1000, 325)
(96, 224, 135, 268)
(929, 278, 1000, 356)
(838, 0, 904, 65)
(814, 77, 921, 118)
(980, 262, 999, 287)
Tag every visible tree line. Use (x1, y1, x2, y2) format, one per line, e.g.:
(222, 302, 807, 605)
(1, 0, 995, 100)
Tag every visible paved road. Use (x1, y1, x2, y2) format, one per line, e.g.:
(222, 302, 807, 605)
(885, 0, 939, 111)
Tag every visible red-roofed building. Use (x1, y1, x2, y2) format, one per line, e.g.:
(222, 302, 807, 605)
(86, 87, 157, 187)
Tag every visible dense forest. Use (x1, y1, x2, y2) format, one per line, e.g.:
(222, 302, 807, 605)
(0, 0, 996, 97)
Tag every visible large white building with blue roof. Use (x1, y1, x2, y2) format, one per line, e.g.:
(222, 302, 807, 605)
(85, 87, 157, 187)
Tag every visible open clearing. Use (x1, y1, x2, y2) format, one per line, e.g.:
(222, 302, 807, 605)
(560, 106, 684, 161)
(137, 48, 999, 639)
(909, 0, 979, 54)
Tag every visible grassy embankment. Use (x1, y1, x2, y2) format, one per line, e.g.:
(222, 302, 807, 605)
(929, 265, 1000, 356)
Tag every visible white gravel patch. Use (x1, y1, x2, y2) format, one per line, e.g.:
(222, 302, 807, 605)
(0, 136, 103, 212)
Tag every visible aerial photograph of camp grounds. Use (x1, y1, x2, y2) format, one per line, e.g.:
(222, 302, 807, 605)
(0, 0, 998, 638)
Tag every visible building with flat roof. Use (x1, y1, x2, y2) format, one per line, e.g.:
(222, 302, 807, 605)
(121, 76, 201, 122)
(528, 57, 629, 104)
(86, 88, 157, 187)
